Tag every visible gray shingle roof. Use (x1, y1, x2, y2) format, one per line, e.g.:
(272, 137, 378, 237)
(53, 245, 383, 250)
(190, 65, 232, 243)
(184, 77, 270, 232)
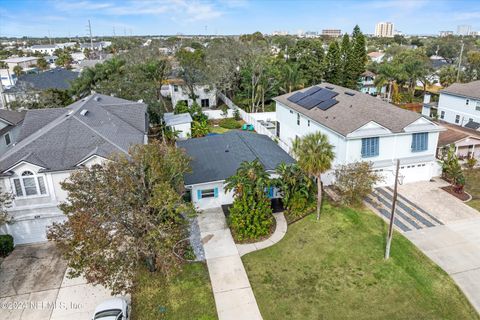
(177, 131, 294, 185)
(164, 113, 192, 126)
(0, 94, 147, 172)
(5, 68, 79, 93)
(0, 109, 26, 126)
(440, 80, 480, 99)
(465, 120, 480, 130)
(274, 83, 422, 136)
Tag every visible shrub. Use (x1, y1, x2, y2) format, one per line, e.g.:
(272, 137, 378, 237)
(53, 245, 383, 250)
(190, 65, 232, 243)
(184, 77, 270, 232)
(219, 118, 241, 129)
(334, 161, 383, 206)
(466, 157, 478, 169)
(233, 109, 241, 121)
(0, 234, 14, 257)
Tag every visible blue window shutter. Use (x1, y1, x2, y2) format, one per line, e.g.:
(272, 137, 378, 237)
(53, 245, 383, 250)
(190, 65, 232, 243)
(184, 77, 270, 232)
(268, 187, 274, 198)
(362, 137, 379, 158)
(197, 190, 202, 200)
(412, 133, 428, 152)
(214, 188, 218, 198)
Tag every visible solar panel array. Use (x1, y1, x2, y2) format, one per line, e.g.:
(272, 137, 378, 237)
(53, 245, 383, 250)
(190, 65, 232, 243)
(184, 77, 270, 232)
(287, 86, 339, 111)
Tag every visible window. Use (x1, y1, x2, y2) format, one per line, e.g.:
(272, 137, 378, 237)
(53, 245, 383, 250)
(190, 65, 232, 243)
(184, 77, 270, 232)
(476, 101, 480, 111)
(197, 188, 218, 199)
(173, 85, 178, 92)
(361, 137, 379, 158)
(455, 115, 460, 124)
(289, 110, 293, 114)
(440, 111, 445, 119)
(297, 113, 300, 126)
(466, 99, 470, 106)
(12, 171, 47, 197)
(4, 133, 11, 146)
(411, 133, 428, 152)
(201, 99, 209, 108)
(307, 120, 310, 127)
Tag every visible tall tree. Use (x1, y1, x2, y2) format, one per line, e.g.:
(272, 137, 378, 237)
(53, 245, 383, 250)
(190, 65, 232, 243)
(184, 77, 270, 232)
(350, 25, 367, 88)
(292, 132, 335, 220)
(36, 57, 49, 70)
(340, 33, 355, 88)
(176, 48, 206, 100)
(324, 41, 342, 85)
(290, 39, 325, 86)
(48, 142, 192, 294)
(13, 65, 23, 77)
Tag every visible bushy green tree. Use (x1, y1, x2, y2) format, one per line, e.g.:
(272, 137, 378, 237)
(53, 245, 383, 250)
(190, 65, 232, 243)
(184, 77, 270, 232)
(274, 163, 315, 220)
(324, 41, 341, 85)
(290, 39, 325, 86)
(48, 142, 192, 294)
(333, 162, 382, 206)
(225, 160, 273, 241)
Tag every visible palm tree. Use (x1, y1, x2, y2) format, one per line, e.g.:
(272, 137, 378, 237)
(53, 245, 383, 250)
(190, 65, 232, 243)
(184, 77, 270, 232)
(280, 63, 304, 94)
(292, 132, 335, 220)
(375, 63, 400, 102)
(13, 65, 23, 77)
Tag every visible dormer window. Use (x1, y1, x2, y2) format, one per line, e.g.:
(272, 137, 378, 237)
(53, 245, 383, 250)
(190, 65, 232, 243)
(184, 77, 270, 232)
(12, 171, 47, 197)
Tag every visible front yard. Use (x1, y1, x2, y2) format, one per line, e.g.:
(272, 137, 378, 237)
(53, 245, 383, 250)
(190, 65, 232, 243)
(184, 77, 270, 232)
(131, 263, 217, 320)
(242, 203, 479, 320)
(465, 168, 480, 211)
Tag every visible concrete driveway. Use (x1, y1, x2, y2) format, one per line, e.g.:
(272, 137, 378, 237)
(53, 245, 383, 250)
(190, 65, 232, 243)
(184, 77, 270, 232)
(368, 178, 480, 313)
(0, 242, 117, 320)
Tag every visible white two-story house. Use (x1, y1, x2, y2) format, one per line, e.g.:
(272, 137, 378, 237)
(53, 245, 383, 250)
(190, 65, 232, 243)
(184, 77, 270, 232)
(0, 94, 148, 245)
(165, 79, 217, 109)
(274, 83, 444, 186)
(423, 80, 480, 130)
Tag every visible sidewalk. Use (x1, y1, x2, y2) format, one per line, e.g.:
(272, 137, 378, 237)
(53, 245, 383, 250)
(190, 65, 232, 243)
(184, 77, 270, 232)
(197, 208, 262, 320)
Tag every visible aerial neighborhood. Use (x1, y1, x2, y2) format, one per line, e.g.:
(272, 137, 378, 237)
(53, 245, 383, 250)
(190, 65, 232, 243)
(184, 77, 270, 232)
(1, 1, 480, 320)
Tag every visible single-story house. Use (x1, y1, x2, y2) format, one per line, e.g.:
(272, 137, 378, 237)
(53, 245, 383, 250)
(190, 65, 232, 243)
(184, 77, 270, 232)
(0, 94, 148, 244)
(164, 112, 192, 139)
(436, 121, 480, 160)
(2, 68, 79, 106)
(177, 131, 294, 210)
(165, 79, 217, 109)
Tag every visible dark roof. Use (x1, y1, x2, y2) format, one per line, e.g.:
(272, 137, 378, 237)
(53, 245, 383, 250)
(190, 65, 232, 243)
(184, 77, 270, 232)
(5, 68, 79, 93)
(0, 109, 26, 126)
(464, 120, 480, 130)
(0, 94, 148, 172)
(274, 83, 423, 136)
(177, 131, 295, 185)
(440, 80, 480, 99)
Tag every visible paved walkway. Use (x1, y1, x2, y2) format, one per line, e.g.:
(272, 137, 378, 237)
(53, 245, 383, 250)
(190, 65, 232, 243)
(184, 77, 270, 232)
(197, 208, 262, 320)
(237, 212, 287, 257)
(367, 179, 480, 313)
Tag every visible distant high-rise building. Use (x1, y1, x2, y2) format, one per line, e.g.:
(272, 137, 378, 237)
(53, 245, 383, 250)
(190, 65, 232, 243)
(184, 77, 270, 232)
(439, 31, 454, 37)
(457, 25, 471, 36)
(374, 22, 394, 38)
(321, 29, 342, 37)
(304, 31, 319, 38)
(272, 30, 289, 36)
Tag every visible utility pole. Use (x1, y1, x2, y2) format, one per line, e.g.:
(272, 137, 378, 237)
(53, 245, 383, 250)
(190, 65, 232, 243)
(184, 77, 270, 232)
(457, 40, 464, 82)
(88, 20, 94, 51)
(113, 26, 116, 38)
(385, 159, 400, 260)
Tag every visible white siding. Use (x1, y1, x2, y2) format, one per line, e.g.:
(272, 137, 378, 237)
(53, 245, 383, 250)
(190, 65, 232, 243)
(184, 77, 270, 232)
(276, 102, 441, 186)
(438, 93, 480, 126)
(170, 84, 217, 108)
(190, 181, 234, 210)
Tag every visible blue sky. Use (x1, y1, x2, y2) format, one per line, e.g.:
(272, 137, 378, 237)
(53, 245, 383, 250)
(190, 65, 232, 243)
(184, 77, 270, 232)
(1, 0, 479, 37)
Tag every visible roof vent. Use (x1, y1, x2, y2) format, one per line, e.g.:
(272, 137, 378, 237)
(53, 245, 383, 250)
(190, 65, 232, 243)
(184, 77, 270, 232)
(94, 96, 101, 102)
(325, 86, 334, 90)
(80, 109, 88, 116)
(137, 99, 144, 103)
(345, 91, 355, 96)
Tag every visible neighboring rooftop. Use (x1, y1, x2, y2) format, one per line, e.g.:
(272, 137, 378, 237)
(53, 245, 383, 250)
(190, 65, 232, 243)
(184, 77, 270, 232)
(274, 83, 423, 136)
(5, 68, 79, 92)
(178, 131, 294, 185)
(1, 57, 38, 63)
(465, 120, 480, 130)
(367, 52, 385, 58)
(164, 112, 192, 126)
(440, 80, 480, 99)
(437, 120, 480, 147)
(361, 70, 376, 78)
(0, 109, 26, 126)
(30, 44, 58, 49)
(0, 94, 148, 173)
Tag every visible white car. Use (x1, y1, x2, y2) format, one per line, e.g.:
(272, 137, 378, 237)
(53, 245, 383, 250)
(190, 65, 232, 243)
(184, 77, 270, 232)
(92, 298, 129, 320)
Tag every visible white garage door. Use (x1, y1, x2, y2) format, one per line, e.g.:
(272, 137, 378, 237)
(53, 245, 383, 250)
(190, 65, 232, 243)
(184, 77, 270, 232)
(376, 162, 435, 187)
(0, 216, 66, 245)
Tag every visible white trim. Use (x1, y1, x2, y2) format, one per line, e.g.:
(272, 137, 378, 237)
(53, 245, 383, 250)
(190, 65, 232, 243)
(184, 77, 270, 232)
(10, 171, 49, 199)
(75, 154, 108, 167)
(4, 160, 45, 173)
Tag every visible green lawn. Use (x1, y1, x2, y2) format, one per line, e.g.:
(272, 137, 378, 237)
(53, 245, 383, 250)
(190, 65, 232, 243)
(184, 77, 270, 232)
(243, 203, 479, 320)
(465, 168, 480, 211)
(131, 263, 217, 320)
(208, 124, 231, 134)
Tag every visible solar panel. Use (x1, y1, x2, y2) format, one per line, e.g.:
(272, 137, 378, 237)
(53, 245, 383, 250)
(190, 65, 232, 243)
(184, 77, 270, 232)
(303, 86, 322, 96)
(317, 99, 339, 110)
(287, 92, 306, 103)
(297, 95, 323, 109)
